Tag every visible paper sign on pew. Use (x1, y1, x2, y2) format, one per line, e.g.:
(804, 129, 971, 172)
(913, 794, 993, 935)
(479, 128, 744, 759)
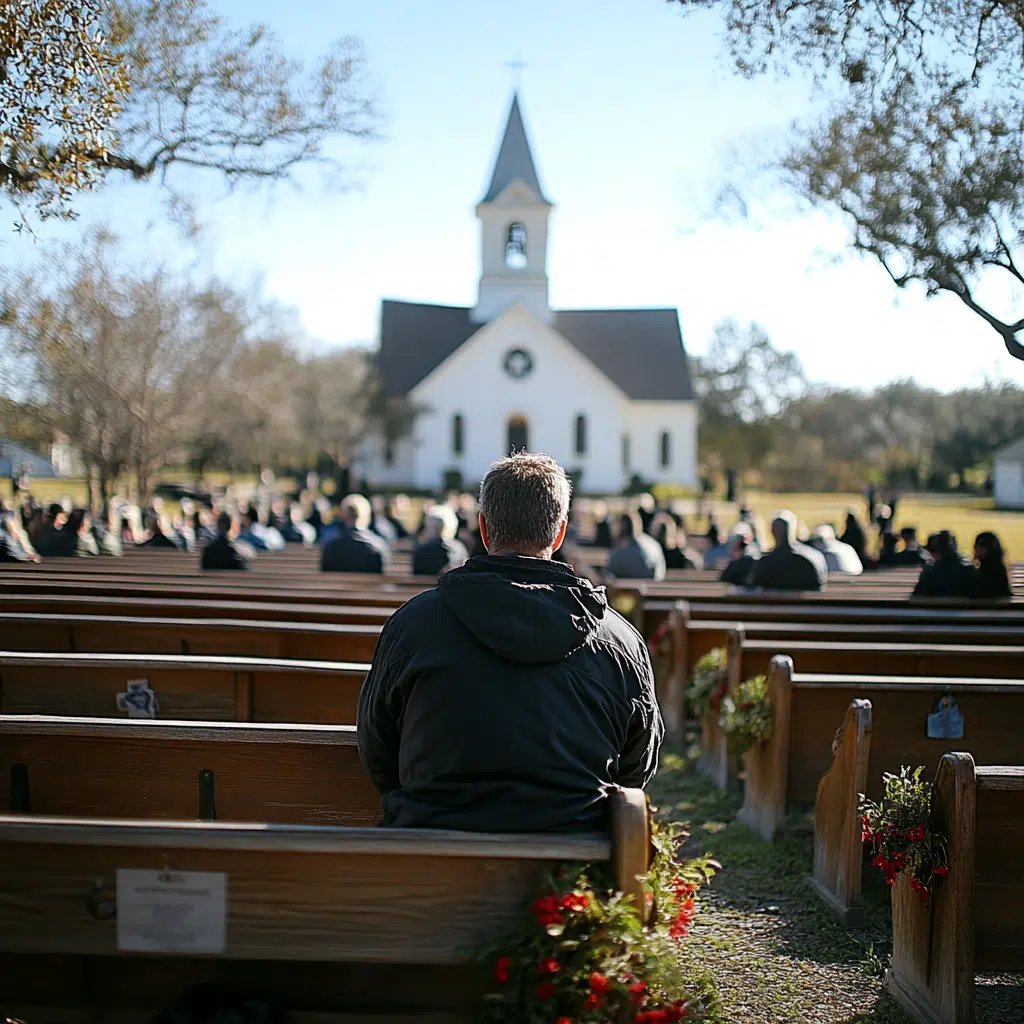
(117, 869, 227, 953)
(116, 678, 159, 718)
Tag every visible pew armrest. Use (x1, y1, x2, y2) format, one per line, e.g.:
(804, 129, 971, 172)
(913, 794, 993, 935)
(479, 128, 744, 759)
(610, 787, 651, 923)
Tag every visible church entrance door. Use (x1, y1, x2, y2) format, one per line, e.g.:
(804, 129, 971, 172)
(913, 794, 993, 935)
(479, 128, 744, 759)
(507, 415, 529, 454)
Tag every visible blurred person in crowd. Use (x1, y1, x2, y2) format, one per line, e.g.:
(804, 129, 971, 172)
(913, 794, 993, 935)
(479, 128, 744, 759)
(68, 509, 99, 557)
(384, 496, 410, 541)
(201, 512, 253, 571)
(877, 531, 900, 567)
(413, 505, 468, 577)
(637, 493, 657, 534)
(279, 503, 316, 546)
(142, 513, 183, 549)
(606, 511, 666, 581)
(720, 523, 759, 586)
(839, 509, 868, 568)
(810, 523, 863, 575)
(357, 452, 662, 832)
(192, 508, 218, 547)
(895, 526, 930, 567)
(652, 512, 703, 570)
(973, 531, 1013, 599)
(321, 493, 390, 574)
(590, 500, 613, 548)
(0, 504, 39, 562)
(751, 511, 827, 591)
(35, 503, 76, 557)
(912, 530, 977, 598)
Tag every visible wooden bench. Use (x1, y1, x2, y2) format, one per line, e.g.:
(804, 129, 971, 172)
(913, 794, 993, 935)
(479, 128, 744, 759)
(737, 654, 1024, 845)
(0, 652, 368, 723)
(884, 752, 1024, 1024)
(0, 789, 649, 1021)
(0, 612, 383, 661)
(0, 716, 380, 826)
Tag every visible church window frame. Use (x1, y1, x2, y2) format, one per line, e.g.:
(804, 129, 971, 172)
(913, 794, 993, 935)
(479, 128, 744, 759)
(574, 414, 587, 456)
(505, 222, 528, 269)
(621, 433, 631, 470)
(659, 430, 672, 468)
(452, 413, 465, 457)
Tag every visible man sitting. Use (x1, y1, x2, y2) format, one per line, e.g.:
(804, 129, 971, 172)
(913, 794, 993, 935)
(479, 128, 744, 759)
(201, 512, 253, 571)
(720, 523, 759, 585)
(357, 452, 663, 833)
(412, 504, 468, 577)
(895, 526, 930, 566)
(605, 511, 666, 581)
(751, 511, 827, 591)
(912, 530, 976, 598)
(321, 494, 390, 574)
(809, 523, 863, 575)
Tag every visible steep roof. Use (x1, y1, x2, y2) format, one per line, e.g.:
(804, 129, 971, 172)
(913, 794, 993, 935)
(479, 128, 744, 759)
(0, 439, 57, 479)
(481, 93, 550, 204)
(377, 302, 695, 401)
(995, 436, 1024, 463)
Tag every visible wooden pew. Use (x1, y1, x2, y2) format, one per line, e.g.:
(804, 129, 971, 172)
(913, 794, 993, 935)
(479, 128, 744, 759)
(0, 716, 380, 826)
(0, 612, 383, 661)
(738, 656, 1024, 847)
(0, 789, 650, 1021)
(884, 752, 1024, 1024)
(0, 652, 368, 723)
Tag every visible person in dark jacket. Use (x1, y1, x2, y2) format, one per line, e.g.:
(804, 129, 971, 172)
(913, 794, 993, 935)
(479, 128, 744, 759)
(751, 512, 826, 591)
(973, 531, 1012, 599)
(720, 524, 758, 585)
(652, 512, 703, 571)
(894, 526, 930, 567)
(912, 531, 978, 598)
(839, 510, 868, 568)
(321, 494, 390, 574)
(201, 512, 253, 571)
(412, 505, 468, 577)
(605, 511, 666, 580)
(357, 452, 663, 833)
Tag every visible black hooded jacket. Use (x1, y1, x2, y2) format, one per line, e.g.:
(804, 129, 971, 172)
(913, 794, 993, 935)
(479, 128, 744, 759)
(356, 554, 663, 833)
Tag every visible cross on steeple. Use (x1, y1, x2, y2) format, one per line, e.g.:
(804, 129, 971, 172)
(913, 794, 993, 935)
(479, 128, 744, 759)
(505, 55, 528, 91)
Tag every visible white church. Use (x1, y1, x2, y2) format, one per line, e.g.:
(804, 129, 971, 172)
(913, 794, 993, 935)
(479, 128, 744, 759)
(360, 94, 697, 494)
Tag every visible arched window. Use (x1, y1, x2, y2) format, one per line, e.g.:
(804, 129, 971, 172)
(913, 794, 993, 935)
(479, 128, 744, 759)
(383, 439, 394, 467)
(574, 414, 587, 456)
(659, 430, 671, 468)
(505, 223, 527, 268)
(508, 414, 529, 454)
(452, 413, 464, 456)
(621, 433, 631, 470)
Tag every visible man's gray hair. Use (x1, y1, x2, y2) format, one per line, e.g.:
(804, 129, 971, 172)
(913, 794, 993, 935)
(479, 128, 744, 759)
(479, 452, 572, 552)
(424, 504, 458, 541)
(340, 493, 372, 529)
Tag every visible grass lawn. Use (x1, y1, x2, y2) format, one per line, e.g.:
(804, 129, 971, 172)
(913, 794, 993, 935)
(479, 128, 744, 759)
(653, 741, 1024, 1023)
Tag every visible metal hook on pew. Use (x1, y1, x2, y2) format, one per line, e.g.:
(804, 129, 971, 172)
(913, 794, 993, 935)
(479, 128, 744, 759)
(198, 768, 217, 821)
(10, 763, 30, 813)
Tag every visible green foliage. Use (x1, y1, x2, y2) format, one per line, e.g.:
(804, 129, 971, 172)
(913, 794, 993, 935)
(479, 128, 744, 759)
(859, 766, 949, 902)
(718, 675, 773, 755)
(686, 647, 727, 719)
(0, 0, 129, 223)
(478, 819, 718, 1023)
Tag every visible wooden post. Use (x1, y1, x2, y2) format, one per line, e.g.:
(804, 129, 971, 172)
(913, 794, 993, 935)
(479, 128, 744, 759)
(736, 655, 793, 841)
(610, 787, 651, 925)
(885, 751, 977, 1024)
(810, 699, 872, 920)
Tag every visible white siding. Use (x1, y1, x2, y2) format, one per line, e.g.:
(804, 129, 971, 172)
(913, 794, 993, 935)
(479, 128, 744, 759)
(994, 459, 1024, 509)
(623, 401, 699, 488)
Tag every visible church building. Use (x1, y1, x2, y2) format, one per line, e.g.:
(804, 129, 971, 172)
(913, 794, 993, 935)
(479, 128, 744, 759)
(361, 94, 697, 494)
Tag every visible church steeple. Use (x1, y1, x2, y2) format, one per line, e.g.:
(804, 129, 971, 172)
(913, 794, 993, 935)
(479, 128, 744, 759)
(471, 93, 554, 325)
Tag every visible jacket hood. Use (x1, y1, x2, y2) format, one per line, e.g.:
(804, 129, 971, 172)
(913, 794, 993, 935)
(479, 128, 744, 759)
(439, 554, 608, 664)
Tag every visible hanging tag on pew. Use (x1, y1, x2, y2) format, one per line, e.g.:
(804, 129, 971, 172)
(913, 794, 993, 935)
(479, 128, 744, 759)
(926, 695, 964, 740)
(116, 679, 159, 719)
(117, 869, 227, 953)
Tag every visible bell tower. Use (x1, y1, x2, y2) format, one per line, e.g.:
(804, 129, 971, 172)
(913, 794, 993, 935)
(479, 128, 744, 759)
(471, 94, 554, 324)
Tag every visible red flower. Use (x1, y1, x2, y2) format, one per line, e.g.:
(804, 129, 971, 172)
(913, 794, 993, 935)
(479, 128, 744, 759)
(589, 972, 612, 995)
(629, 979, 648, 1005)
(932, 864, 950, 878)
(583, 992, 602, 1010)
(860, 815, 872, 843)
(555, 1018, 573, 1024)
(907, 825, 927, 843)
(560, 892, 589, 913)
(537, 957, 560, 976)
(494, 956, 510, 983)
(535, 982, 556, 1000)
(910, 877, 930, 902)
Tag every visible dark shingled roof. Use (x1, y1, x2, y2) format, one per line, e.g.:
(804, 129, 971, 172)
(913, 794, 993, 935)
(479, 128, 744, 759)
(481, 93, 550, 205)
(377, 301, 694, 401)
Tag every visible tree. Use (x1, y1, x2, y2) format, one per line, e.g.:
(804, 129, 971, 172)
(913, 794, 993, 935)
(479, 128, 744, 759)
(692, 319, 805, 474)
(668, 0, 1024, 361)
(0, 0, 129, 221)
(3, 0, 378, 225)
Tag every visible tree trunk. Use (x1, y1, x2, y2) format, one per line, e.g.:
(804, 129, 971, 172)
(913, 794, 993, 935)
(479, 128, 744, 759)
(86, 463, 99, 514)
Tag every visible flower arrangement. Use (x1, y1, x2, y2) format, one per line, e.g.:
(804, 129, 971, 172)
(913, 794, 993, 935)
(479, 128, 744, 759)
(717, 675, 773, 755)
(858, 766, 949, 902)
(478, 821, 717, 1023)
(686, 648, 727, 719)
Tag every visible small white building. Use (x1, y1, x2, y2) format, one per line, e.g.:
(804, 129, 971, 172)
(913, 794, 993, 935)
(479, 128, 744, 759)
(994, 438, 1024, 509)
(360, 94, 697, 495)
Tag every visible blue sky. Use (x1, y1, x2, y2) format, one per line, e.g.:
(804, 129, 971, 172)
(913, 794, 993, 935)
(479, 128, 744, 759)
(6, 0, 1024, 390)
